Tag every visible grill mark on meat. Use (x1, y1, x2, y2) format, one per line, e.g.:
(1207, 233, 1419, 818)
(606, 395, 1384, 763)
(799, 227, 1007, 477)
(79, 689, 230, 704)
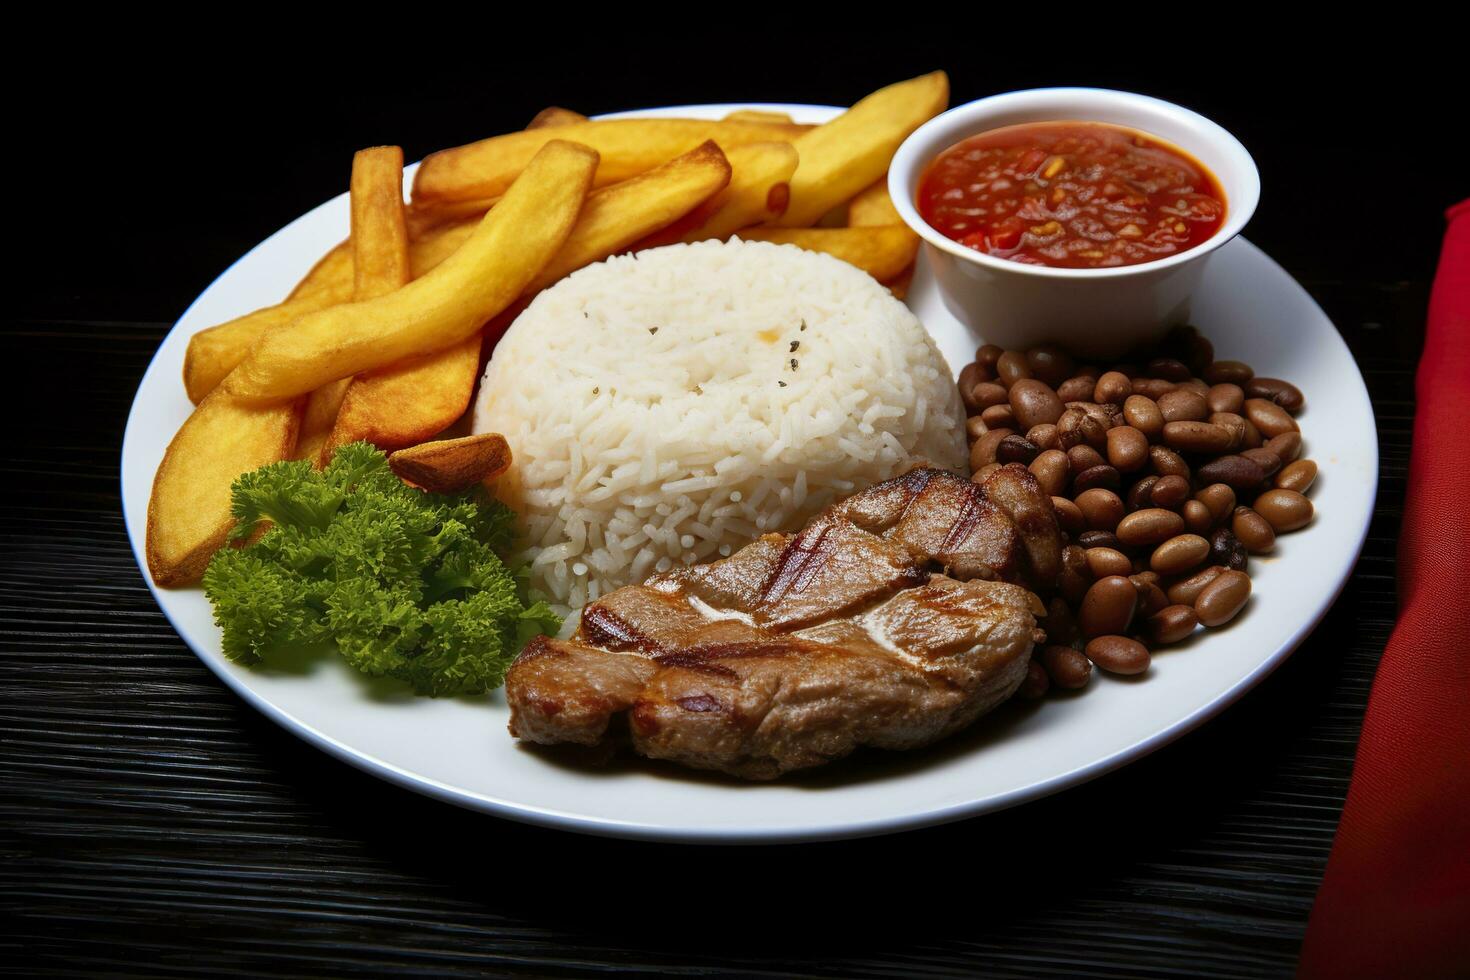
(758, 521, 838, 608)
(580, 604, 660, 652)
(890, 466, 937, 529)
(938, 481, 987, 556)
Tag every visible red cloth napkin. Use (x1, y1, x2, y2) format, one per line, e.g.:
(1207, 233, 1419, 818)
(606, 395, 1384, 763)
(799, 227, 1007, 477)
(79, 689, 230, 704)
(1298, 200, 1470, 978)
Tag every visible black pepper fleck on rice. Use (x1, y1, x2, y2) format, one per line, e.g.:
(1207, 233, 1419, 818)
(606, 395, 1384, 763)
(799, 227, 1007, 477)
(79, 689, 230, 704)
(790, 341, 800, 352)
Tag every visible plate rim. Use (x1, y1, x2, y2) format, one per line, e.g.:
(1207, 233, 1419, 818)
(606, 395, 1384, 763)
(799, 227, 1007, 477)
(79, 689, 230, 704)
(120, 102, 1379, 843)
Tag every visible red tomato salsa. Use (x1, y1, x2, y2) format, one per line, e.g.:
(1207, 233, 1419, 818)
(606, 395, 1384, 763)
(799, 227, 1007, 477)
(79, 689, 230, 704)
(916, 122, 1226, 269)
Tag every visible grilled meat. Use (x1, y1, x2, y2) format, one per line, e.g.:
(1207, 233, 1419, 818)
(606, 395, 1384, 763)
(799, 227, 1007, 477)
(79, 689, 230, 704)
(505, 464, 1060, 779)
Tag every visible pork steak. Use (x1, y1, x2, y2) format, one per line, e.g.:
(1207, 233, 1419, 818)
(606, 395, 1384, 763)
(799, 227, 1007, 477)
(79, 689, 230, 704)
(505, 464, 1061, 779)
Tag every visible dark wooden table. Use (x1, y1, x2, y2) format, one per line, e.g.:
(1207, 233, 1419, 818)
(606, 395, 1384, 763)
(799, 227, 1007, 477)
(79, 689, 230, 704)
(5, 45, 1459, 977)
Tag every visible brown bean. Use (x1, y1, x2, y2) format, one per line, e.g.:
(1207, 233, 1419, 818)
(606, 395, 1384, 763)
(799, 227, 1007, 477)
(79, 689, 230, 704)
(1044, 596, 1078, 642)
(1008, 378, 1065, 429)
(1240, 447, 1282, 477)
(1206, 382, 1246, 414)
(1231, 506, 1277, 553)
(1162, 420, 1233, 453)
(1149, 474, 1191, 510)
(1086, 547, 1133, 578)
(1067, 444, 1106, 472)
(1203, 359, 1254, 385)
(1058, 546, 1091, 603)
(1145, 605, 1200, 645)
(1194, 483, 1237, 524)
(1051, 496, 1085, 534)
(970, 381, 1010, 410)
(1147, 357, 1192, 381)
(1078, 530, 1121, 550)
(1028, 423, 1061, 450)
(1151, 533, 1210, 574)
(1041, 645, 1092, 689)
(1243, 398, 1298, 437)
(1254, 489, 1314, 531)
(1209, 527, 1248, 570)
(970, 428, 1014, 469)
(1149, 445, 1191, 478)
(1275, 458, 1317, 492)
(996, 350, 1032, 386)
(1075, 488, 1125, 531)
(1195, 569, 1251, 627)
(1056, 407, 1087, 449)
(1195, 454, 1268, 491)
(1025, 346, 1075, 387)
(997, 435, 1040, 465)
(959, 363, 983, 411)
(1029, 449, 1071, 497)
(1073, 464, 1121, 493)
(1116, 508, 1185, 547)
(1167, 565, 1225, 605)
(1126, 475, 1160, 512)
(1085, 635, 1151, 675)
(1157, 388, 1210, 423)
(1241, 416, 1264, 449)
(1186, 335, 1215, 376)
(1245, 377, 1305, 412)
(1265, 431, 1302, 463)
(1122, 395, 1164, 439)
(976, 344, 1003, 371)
(1017, 660, 1050, 700)
(1208, 412, 1247, 450)
(964, 415, 988, 443)
(1182, 499, 1213, 535)
(1079, 576, 1138, 637)
(1132, 378, 1176, 399)
(1094, 371, 1133, 405)
(1132, 577, 1170, 616)
(981, 403, 1017, 429)
(1178, 378, 1211, 396)
(1057, 376, 1097, 402)
(1106, 425, 1149, 472)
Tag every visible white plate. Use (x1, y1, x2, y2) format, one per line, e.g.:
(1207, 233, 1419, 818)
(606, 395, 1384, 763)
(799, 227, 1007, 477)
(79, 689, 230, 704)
(121, 104, 1378, 843)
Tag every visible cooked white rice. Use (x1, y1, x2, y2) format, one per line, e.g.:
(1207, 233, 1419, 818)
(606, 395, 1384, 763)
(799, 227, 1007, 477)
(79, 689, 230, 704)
(472, 239, 967, 610)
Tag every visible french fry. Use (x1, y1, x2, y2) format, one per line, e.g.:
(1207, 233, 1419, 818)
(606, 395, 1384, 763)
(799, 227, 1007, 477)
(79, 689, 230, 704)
(723, 109, 794, 124)
(637, 142, 798, 247)
(405, 196, 498, 237)
(847, 177, 904, 227)
(298, 147, 413, 464)
(145, 388, 303, 587)
(388, 433, 512, 494)
(183, 221, 477, 403)
(323, 341, 483, 459)
(774, 72, 948, 227)
(523, 141, 731, 294)
(411, 118, 806, 205)
(735, 226, 920, 282)
(527, 106, 589, 129)
(226, 140, 598, 402)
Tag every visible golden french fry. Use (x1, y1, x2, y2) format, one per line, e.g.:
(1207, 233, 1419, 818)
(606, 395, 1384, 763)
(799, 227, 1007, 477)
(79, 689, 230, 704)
(723, 109, 794, 124)
(287, 242, 354, 302)
(298, 147, 413, 463)
(638, 142, 798, 247)
(735, 226, 920, 282)
(774, 72, 948, 227)
(146, 388, 303, 587)
(524, 140, 730, 294)
(388, 432, 512, 494)
(323, 340, 482, 460)
(411, 118, 805, 205)
(527, 106, 589, 129)
(405, 196, 498, 237)
(847, 177, 904, 227)
(227, 140, 598, 402)
(183, 221, 477, 403)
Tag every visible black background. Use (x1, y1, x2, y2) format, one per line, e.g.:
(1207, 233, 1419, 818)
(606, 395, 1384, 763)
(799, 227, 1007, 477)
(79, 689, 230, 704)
(5, 34, 1463, 978)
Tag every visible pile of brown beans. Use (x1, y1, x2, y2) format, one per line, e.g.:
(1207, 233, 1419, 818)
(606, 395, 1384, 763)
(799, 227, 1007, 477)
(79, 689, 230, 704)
(956, 325, 1318, 699)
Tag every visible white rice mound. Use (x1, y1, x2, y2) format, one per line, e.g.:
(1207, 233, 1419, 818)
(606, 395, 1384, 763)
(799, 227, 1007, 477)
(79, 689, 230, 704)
(473, 239, 967, 611)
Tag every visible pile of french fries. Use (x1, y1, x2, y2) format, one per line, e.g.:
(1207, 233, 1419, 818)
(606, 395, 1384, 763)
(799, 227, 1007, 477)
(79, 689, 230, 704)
(147, 71, 948, 587)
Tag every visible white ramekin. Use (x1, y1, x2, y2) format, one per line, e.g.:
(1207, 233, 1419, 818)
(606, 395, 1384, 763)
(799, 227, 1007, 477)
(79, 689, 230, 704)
(889, 88, 1260, 358)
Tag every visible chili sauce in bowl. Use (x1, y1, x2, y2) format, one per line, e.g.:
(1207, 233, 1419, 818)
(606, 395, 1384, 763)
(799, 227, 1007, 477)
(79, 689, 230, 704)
(916, 122, 1226, 270)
